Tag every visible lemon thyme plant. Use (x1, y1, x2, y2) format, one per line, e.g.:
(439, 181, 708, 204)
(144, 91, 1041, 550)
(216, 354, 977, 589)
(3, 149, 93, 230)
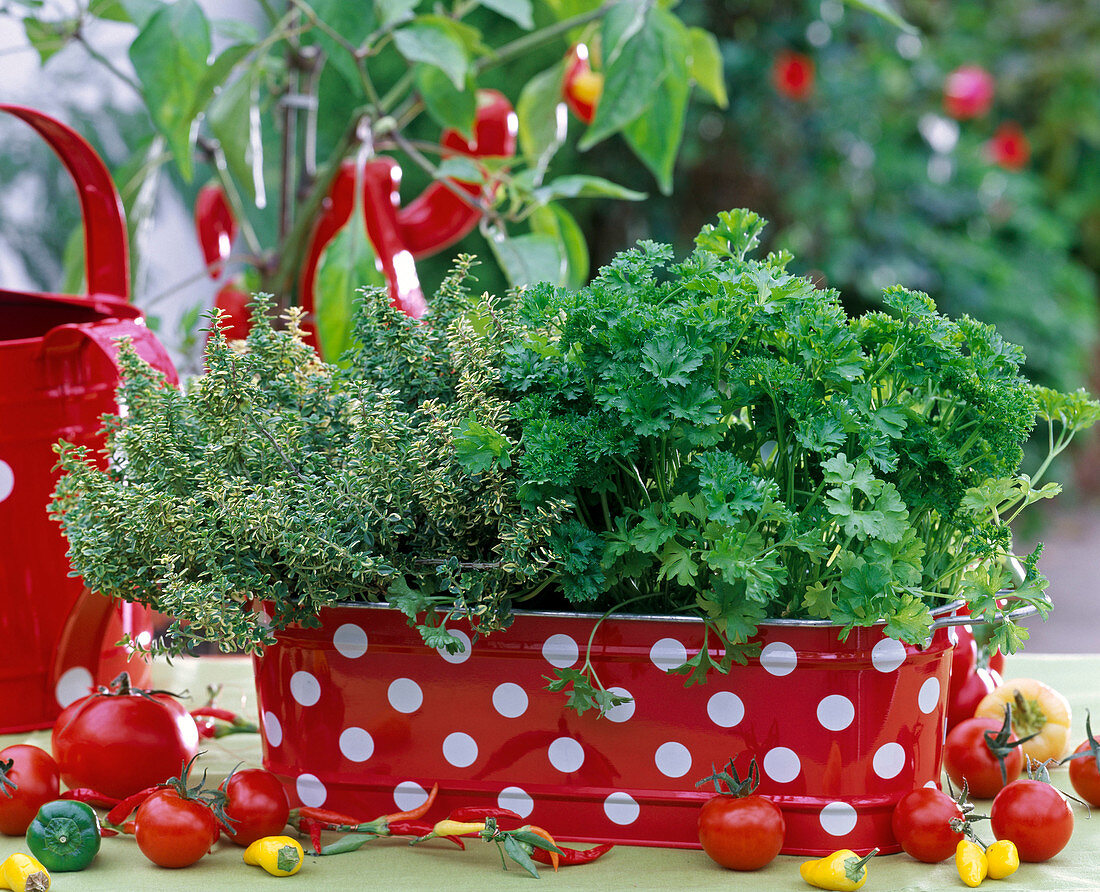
(51, 260, 564, 657)
(497, 210, 1100, 706)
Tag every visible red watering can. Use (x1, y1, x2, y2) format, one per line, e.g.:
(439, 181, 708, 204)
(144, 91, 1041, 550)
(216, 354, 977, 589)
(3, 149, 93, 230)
(0, 105, 178, 732)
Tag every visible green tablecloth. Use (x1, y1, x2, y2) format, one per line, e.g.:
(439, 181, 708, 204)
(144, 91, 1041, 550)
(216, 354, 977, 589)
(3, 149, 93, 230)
(2, 653, 1098, 890)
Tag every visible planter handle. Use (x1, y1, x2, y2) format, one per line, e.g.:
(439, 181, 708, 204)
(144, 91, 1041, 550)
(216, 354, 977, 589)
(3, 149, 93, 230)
(928, 601, 1039, 630)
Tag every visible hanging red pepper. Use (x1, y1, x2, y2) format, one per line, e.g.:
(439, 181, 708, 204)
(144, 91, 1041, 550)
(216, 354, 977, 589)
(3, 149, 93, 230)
(207, 279, 252, 343)
(396, 89, 517, 258)
(194, 184, 237, 278)
(360, 157, 427, 318)
(561, 44, 602, 124)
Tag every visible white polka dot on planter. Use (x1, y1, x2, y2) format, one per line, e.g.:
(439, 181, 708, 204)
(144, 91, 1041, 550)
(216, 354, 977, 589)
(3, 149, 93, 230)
(871, 638, 907, 673)
(548, 737, 585, 773)
(604, 792, 640, 825)
(873, 742, 906, 779)
(393, 781, 429, 812)
(763, 747, 801, 784)
(759, 641, 797, 676)
(54, 666, 93, 708)
(918, 677, 941, 714)
(333, 623, 368, 659)
(437, 629, 471, 664)
(498, 786, 533, 819)
(650, 638, 688, 672)
(603, 686, 635, 723)
(819, 801, 858, 836)
(262, 711, 283, 747)
(443, 732, 479, 768)
(492, 682, 528, 718)
(296, 773, 327, 807)
(339, 727, 374, 762)
(289, 671, 321, 706)
(542, 633, 578, 668)
(388, 677, 423, 714)
(0, 460, 13, 503)
(707, 691, 744, 728)
(654, 742, 692, 778)
(817, 694, 855, 731)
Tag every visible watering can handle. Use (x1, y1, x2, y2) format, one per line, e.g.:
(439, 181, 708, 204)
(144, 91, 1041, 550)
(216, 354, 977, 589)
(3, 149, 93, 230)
(0, 104, 129, 300)
(929, 601, 1040, 629)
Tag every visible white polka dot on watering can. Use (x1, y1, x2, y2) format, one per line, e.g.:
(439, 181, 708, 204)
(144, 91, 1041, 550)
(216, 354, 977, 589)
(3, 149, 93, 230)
(817, 694, 855, 731)
(649, 638, 688, 672)
(296, 774, 327, 807)
(707, 691, 745, 728)
(437, 629, 472, 664)
(498, 786, 533, 818)
(541, 633, 578, 668)
(393, 781, 429, 812)
(262, 711, 283, 746)
(819, 801, 858, 836)
(871, 638, 907, 672)
(388, 677, 424, 714)
(332, 623, 369, 659)
(289, 671, 322, 706)
(492, 682, 528, 718)
(443, 732, 479, 768)
(548, 737, 585, 773)
(759, 641, 798, 676)
(604, 792, 640, 825)
(339, 727, 374, 762)
(54, 666, 93, 708)
(0, 460, 13, 503)
(763, 747, 801, 783)
(654, 742, 693, 778)
(603, 686, 635, 723)
(918, 677, 941, 714)
(873, 742, 906, 779)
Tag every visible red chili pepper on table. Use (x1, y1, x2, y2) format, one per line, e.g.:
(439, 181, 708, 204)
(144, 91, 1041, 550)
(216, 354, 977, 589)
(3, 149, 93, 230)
(106, 785, 163, 827)
(531, 842, 614, 866)
(59, 788, 120, 809)
(446, 806, 523, 824)
(194, 183, 237, 278)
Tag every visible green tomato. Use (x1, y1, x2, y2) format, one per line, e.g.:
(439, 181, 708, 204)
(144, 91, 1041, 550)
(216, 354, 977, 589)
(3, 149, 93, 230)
(26, 800, 101, 872)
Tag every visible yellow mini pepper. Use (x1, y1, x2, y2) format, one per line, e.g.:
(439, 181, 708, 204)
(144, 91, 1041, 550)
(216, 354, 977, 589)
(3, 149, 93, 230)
(800, 848, 878, 891)
(243, 835, 305, 877)
(0, 854, 50, 892)
(424, 819, 487, 839)
(986, 839, 1019, 880)
(956, 839, 988, 888)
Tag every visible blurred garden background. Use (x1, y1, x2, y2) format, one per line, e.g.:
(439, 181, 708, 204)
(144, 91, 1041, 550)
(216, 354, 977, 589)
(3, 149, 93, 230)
(2, 0, 1098, 650)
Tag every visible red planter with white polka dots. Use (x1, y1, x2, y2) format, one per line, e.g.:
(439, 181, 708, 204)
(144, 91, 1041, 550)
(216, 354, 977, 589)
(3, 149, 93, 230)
(254, 603, 954, 853)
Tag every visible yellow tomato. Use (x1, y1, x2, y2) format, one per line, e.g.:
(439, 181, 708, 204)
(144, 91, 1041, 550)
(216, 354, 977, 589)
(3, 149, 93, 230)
(975, 677, 1071, 763)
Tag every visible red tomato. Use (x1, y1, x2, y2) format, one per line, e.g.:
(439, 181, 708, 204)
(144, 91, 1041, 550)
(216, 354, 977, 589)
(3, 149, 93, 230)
(52, 675, 200, 800)
(135, 788, 221, 868)
(944, 717, 1023, 799)
(943, 65, 994, 119)
(1067, 741, 1100, 806)
(221, 769, 290, 846)
(698, 794, 785, 870)
(890, 787, 965, 863)
(0, 745, 60, 836)
(990, 778, 1073, 862)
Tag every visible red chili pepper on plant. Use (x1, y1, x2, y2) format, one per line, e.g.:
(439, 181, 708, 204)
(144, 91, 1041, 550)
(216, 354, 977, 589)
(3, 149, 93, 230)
(207, 281, 252, 343)
(943, 65, 995, 120)
(561, 44, 602, 124)
(194, 183, 237, 278)
(396, 89, 518, 259)
(986, 122, 1030, 171)
(772, 51, 814, 101)
(531, 841, 614, 867)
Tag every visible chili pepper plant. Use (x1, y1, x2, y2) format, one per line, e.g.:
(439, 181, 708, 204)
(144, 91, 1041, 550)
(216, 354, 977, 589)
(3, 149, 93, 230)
(51, 210, 1099, 709)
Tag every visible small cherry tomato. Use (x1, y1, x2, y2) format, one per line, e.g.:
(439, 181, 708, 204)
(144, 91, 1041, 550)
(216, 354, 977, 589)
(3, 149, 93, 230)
(0, 745, 60, 836)
(1064, 712, 1100, 806)
(891, 787, 965, 863)
(696, 757, 784, 870)
(135, 787, 221, 868)
(990, 778, 1073, 862)
(221, 769, 291, 847)
(944, 714, 1023, 799)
